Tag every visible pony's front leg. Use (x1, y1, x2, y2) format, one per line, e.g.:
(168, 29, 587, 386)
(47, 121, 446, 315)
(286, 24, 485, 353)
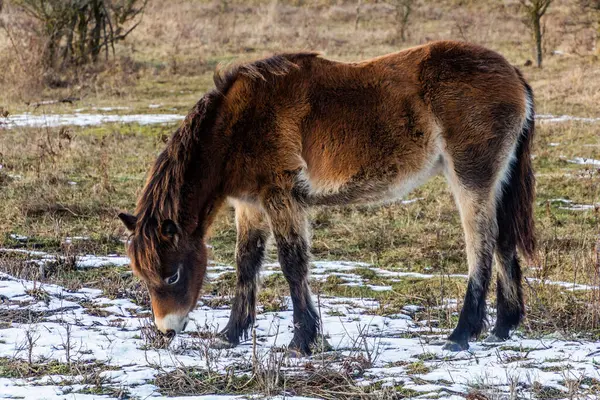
(263, 189, 319, 356)
(216, 201, 270, 348)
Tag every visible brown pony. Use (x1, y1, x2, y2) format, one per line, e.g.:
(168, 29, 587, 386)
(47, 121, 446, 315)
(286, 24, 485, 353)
(119, 40, 535, 354)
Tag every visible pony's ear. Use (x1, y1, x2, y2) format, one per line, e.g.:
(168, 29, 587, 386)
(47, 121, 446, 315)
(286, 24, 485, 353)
(118, 213, 138, 232)
(161, 219, 179, 241)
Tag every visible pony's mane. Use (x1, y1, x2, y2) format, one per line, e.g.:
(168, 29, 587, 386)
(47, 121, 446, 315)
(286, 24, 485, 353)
(130, 91, 222, 285)
(213, 52, 320, 94)
(130, 52, 319, 286)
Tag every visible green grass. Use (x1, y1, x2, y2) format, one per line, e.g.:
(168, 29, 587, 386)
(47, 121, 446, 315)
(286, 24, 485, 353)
(405, 360, 431, 375)
(0, 357, 116, 379)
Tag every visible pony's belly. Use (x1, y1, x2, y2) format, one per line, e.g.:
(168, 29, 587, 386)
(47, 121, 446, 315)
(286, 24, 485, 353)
(301, 126, 444, 206)
(380, 159, 444, 202)
(302, 155, 443, 206)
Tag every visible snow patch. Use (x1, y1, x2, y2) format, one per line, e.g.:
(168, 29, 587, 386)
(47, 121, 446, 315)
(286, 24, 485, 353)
(0, 248, 129, 269)
(537, 114, 600, 123)
(1, 258, 600, 399)
(1, 112, 184, 129)
(8, 234, 28, 242)
(568, 157, 600, 166)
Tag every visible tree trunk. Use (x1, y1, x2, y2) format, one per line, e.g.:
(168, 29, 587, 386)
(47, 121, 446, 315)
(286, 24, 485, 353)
(597, 14, 600, 55)
(394, 0, 413, 43)
(44, 27, 60, 69)
(400, 8, 410, 42)
(77, 5, 88, 64)
(533, 14, 543, 67)
(355, 0, 361, 31)
(90, 0, 103, 63)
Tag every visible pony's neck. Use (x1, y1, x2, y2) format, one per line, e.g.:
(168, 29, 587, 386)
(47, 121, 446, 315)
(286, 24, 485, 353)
(180, 150, 226, 238)
(176, 100, 229, 238)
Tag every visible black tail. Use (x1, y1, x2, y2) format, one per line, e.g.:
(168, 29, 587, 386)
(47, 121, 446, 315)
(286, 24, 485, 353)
(489, 71, 536, 340)
(498, 71, 536, 263)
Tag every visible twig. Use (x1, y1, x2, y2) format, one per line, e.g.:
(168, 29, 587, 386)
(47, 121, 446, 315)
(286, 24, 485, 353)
(27, 97, 80, 108)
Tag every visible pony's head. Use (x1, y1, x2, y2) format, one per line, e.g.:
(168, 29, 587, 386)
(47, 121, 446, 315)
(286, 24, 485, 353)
(119, 213, 207, 336)
(117, 93, 221, 336)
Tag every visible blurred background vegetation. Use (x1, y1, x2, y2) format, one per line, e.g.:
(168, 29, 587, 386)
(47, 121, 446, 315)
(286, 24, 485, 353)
(0, 0, 599, 105)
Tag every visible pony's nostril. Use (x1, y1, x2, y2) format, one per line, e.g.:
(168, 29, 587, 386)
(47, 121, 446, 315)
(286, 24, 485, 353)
(165, 329, 176, 339)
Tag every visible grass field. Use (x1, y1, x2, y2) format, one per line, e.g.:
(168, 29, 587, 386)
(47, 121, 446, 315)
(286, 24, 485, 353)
(0, 0, 599, 399)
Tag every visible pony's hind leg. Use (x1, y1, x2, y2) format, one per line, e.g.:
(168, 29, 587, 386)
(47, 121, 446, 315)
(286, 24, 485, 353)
(442, 162, 499, 351)
(486, 240, 524, 342)
(219, 201, 270, 347)
(487, 106, 535, 342)
(263, 187, 319, 355)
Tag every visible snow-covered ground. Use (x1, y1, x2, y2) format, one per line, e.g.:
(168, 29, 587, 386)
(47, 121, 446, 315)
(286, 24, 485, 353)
(0, 112, 184, 129)
(537, 114, 600, 124)
(0, 248, 130, 270)
(548, 198, 600, 213)
(568, 157, 600, 167)
(1, 111, 599, 130)
(1, 257, 599, 399)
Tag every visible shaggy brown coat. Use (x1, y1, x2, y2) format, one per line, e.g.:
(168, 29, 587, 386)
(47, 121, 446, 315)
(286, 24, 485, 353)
(119, 40, 535, 353)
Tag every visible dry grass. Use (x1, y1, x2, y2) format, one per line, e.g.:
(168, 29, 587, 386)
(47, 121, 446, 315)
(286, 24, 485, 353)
(0, 357, 115, 379)
(153, 353, 410, 399)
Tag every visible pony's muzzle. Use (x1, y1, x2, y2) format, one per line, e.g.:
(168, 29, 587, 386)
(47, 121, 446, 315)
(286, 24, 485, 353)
(155, 313, 189, 335)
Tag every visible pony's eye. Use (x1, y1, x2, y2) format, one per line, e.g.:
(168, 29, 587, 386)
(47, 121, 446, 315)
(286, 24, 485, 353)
(165, 270, 180, 285)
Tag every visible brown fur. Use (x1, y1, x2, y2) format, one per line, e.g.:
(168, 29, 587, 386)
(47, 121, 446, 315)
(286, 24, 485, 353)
(120, 40, 536, 351)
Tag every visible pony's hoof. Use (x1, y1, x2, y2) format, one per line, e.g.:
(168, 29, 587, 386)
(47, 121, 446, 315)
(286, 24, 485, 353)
(210, 337, 236, 349)
(287, 336, 312, 357)
(484, 333, 507, 344)
(312, 336, 334, 353)
(442, 340, 469, 352)
(287, 348, 306, 358)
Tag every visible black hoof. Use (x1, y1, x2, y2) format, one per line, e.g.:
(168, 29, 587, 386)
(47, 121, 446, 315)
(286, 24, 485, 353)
(442, 340, 469, 352)
(210, 336, 237, 349)
(484, 332, 508, 344)
(288, 337, 312, 357)
(313, 336, 333, 353)
(286, 347, 305, 358)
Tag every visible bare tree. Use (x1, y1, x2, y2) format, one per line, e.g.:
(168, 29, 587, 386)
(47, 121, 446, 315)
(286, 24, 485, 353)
(392, 0, 415, 43)
(11, 0, 148, 69)
(580, 0, 600, 54)
(520, 0, 553, 67)
(355, 0, 361, 31)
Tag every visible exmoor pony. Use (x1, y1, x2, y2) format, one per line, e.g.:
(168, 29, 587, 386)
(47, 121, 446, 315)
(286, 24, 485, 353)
(119, 40, 535, 354)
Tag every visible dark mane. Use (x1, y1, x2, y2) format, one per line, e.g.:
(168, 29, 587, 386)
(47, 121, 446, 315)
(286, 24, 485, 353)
(130, 91, 222, 285)
(213, 52, 320, 94)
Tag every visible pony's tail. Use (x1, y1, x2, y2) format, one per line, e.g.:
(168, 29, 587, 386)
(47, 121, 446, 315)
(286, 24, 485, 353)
(498, 70, 536, 263)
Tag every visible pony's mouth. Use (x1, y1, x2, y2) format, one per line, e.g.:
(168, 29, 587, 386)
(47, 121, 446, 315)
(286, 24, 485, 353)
(155, 314, 190, 336)
(165, 330, 176, 339)
(161, 318, 188, 339)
